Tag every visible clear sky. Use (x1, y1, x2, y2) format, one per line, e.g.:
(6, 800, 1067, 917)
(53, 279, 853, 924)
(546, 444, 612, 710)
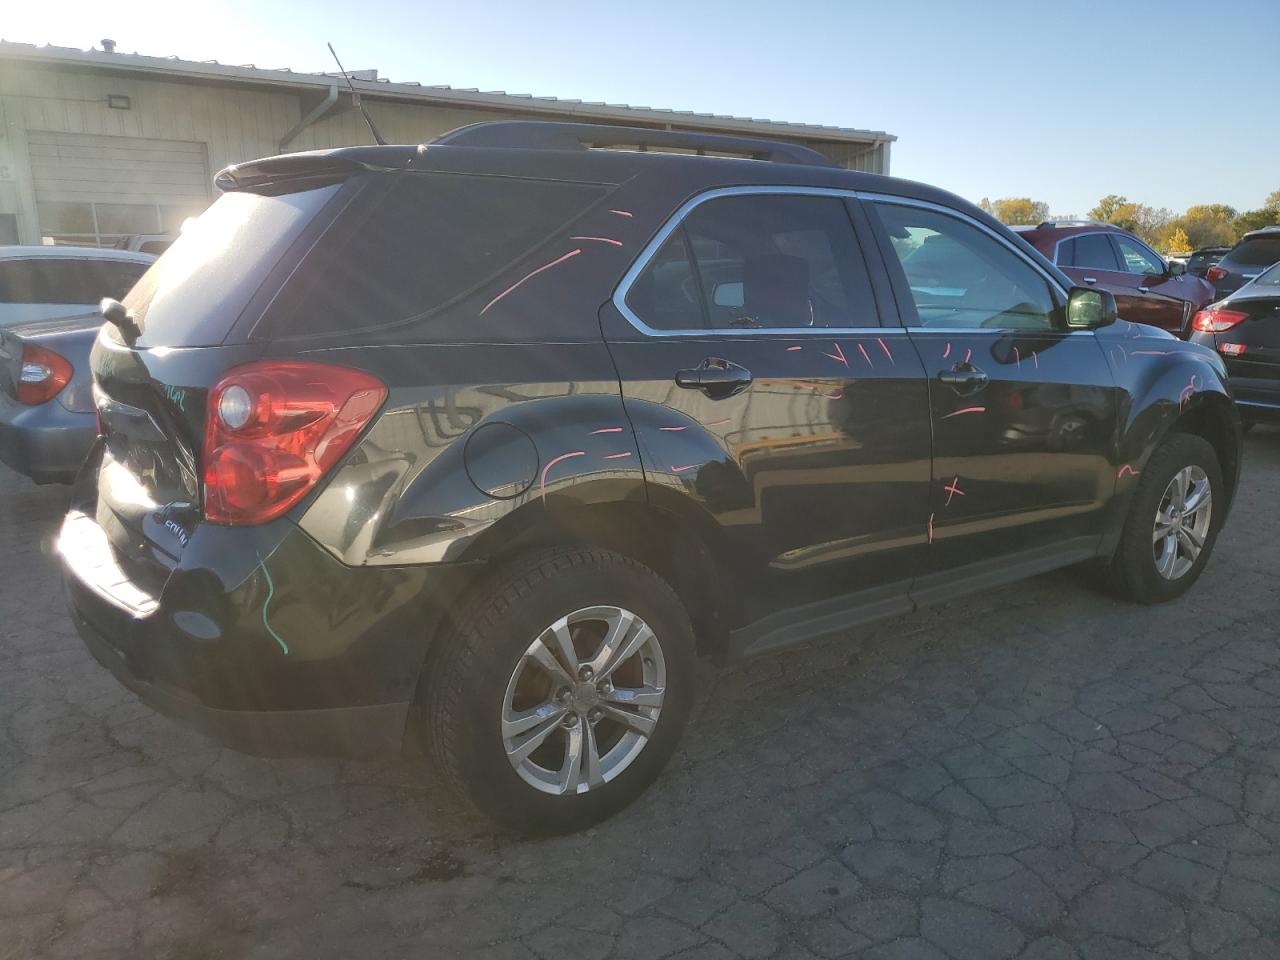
(6, 0, 1278, 216)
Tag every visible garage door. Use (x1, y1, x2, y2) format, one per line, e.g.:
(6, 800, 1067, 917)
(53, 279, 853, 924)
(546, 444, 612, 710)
(27, 131, 211, 246)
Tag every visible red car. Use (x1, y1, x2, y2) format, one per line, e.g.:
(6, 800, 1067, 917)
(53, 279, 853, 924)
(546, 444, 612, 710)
(1014, 221, 1215, 337)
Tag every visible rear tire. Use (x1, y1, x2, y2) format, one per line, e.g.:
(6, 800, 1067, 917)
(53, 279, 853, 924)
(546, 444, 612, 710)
(423, 546, 695, 834)
(1108, 433, 1223, 604)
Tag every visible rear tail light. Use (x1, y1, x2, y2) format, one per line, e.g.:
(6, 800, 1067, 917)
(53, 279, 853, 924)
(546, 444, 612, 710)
(203, 360, 387, 525)
(17, 343, 74, 405)
(1191, 307, 1248, 333)
(1205, 266, 1228, 283)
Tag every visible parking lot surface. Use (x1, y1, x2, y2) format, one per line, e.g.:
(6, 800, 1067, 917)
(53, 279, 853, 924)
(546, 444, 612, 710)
(3, 429, 1280, 960)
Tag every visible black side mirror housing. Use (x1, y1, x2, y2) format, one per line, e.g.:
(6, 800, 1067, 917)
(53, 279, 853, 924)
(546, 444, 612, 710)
(1066, 287, 1117, 330)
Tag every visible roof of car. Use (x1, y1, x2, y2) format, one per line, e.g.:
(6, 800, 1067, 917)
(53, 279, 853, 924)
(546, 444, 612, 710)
(1017, 221, 1123, 238)
(0, 245, 156, 264)
(1242, 226, 1280, 240)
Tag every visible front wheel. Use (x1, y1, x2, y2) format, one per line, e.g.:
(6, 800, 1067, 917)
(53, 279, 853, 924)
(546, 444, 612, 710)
(423, 547, 695, 834)
(1109, 433, 1224, 603)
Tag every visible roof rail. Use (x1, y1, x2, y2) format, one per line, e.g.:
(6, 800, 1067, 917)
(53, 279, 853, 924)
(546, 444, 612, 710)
(430, 120, 836, 167)
(1035, 219, 1110, 229)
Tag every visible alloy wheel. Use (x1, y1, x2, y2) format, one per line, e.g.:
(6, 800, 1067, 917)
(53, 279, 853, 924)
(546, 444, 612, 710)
(501, 605, 666, 796)
(1153, 465, 1212, 580)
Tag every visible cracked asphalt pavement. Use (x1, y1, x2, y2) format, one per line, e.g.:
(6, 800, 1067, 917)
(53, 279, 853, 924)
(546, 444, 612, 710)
(4, 428, 1280, 959)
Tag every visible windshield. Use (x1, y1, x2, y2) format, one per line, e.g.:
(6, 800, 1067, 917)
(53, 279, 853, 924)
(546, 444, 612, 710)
(125, 183, 341, 347)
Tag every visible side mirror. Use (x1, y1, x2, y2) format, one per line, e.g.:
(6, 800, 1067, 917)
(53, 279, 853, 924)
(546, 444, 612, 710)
(1066, 287, 1117, 330)
(1167, 261, 1186, 277)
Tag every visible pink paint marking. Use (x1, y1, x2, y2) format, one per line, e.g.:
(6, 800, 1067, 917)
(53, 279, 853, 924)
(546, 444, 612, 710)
(943, 342, 952, 359)
(927, 512, 935, 544)
(1179, 373, 1201, 410)
(658, 426, 687, 432)
(1117, 464, 1139, 479)
(786, 345, 803, 352)
(590, 427, 624, 435)
(941, 406, 987, 419)
(823, 341, 849, 367)
(608, 209, 633, 217)
(481, 249, 582, 315)
(569, 236, 623, 247)
(857, 343, 874, 366)
(539, 450, 586, 504)
(963, 348, 973, 364)
(604, 451, 633, 460)
(877, 337, 894, 364)
(670, 464, 699, 473)
(705, 418, 732, 426)
(944, 476, 965, 507)
(823, 392, 843, 400)
(1111, 346, 1129, 366)
(1014, 346, 1021, 368)
(1032, 351, 1039, 369)
(1131, 350, 1174, 356)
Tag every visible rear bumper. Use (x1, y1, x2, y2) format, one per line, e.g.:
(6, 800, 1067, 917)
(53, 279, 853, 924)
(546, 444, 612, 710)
(0, 397, 94, 483)
(61, 507, 483, 758)
(72, 599, 409, 757)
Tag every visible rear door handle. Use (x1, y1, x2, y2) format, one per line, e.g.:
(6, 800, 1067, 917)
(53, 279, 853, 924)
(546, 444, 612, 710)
(675, 358, 752, 399)
(938, 362, 989, 392)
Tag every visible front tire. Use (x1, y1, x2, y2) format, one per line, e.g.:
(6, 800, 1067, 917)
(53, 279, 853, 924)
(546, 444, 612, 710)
(1109, 433, 1224, 603)
(423, 547, 695, 834)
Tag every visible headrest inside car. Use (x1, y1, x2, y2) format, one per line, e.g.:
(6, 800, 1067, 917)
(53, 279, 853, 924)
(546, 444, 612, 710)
(743, 254, 810, 326)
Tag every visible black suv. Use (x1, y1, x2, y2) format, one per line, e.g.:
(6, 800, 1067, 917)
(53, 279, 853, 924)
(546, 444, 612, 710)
(1207, 226, 1280, 299)
(62, 122, 1241, 833)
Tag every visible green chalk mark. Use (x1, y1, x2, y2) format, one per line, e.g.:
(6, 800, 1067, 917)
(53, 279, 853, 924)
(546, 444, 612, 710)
(258, 556, 289, 655)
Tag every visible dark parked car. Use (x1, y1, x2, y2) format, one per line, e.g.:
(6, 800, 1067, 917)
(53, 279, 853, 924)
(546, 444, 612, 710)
(1191, 260, 1280, 425)
(1207, 226, 1280, 300)
(1015, 221, 1214, 337)
(1187, 246, 1230, 279)
(0, 313, 100, 483)
(61, 122, 1241, 833)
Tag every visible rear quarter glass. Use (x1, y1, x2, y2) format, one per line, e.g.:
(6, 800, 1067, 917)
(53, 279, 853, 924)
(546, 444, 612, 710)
(252, 172, 610, 341)
(127, 183, 344, 348)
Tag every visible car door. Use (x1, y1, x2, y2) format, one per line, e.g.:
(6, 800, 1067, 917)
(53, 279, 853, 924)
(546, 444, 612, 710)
(863, 197, 1119, 603)
(1055, 232, 1135, 316)
(1110, 234, 1188, 334)
(601, 188, 933, 633)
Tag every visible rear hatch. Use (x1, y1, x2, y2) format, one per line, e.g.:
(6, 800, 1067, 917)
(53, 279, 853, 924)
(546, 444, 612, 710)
(76, 155, 381, 595)
(1215, 235, 1280, 296)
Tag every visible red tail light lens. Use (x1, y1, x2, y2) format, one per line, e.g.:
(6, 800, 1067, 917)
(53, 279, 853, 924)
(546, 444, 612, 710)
(203, 361, 387, 525)
(17, 343, 74, 405)
(1191, 308, 1248, 333)
(1205, 266, 1228, 283)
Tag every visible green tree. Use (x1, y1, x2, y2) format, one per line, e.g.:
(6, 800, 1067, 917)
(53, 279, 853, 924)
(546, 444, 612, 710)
(1170, 204, 1237, 249)
(1232, 207, 1280, 241)
(1089, 195, 1129, 222)
(983, 197, 1050, 226)
(1266, 189, 1280, 208)
(1087, 195, 1169, 244)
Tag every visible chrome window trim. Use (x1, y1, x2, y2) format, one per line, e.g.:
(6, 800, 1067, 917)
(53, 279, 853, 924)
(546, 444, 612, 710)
(612, 186, 1072, 338)
(904, 327, 1095, 337)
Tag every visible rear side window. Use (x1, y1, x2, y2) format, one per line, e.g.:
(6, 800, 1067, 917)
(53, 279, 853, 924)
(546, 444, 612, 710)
(1229, 237, 1280, 267)
(0, 258, 146, 305)
(1056, 238, 1075, 267)
(625, 194, 879, 331)
(260, 173, 609, 338)
(128, 184, 342, 347)
(1072, 233, 1121, 271)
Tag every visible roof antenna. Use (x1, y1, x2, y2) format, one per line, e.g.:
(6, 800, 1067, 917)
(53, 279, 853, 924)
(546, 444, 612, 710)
(327, 42, 386, 146)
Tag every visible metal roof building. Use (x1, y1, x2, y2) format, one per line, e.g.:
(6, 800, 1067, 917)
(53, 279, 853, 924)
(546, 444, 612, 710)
(0, 40, 894, 247)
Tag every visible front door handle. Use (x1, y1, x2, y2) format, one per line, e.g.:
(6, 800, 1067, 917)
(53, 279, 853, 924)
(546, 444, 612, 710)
(675, 358, 752, 399)
(1083, 277, 1098, 284)
(1137, 286, 1150, 294)
(938, 362, 989, 393)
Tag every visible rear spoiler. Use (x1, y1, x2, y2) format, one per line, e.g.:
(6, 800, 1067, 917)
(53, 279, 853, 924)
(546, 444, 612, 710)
(214, 147, 415, 193)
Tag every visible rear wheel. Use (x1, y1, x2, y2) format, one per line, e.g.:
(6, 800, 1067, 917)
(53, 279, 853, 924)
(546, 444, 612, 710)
(1109, 433, 1223, 603)
(424, 547, 695, 834)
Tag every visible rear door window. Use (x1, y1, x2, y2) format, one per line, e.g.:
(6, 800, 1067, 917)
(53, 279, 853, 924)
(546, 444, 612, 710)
(1072, 233, 1122, 271)
(258, 173, 609, 338)
(625, 193, 879, 331)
